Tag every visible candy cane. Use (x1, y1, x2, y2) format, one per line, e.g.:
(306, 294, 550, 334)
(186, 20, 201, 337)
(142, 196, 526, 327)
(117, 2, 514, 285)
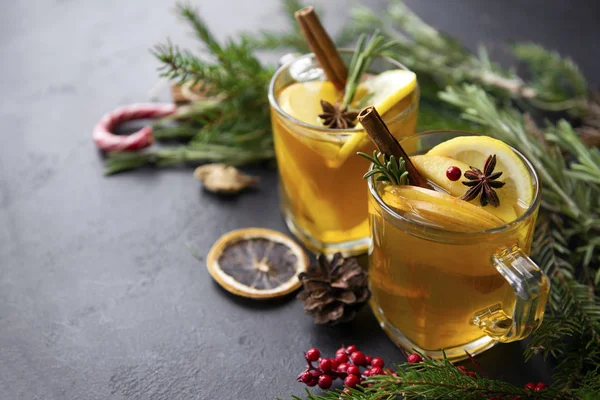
(93, 103, 177, 152)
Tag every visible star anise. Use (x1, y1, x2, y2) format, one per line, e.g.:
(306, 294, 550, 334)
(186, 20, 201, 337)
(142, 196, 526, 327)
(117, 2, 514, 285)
(461, 154, 505, 207)
(318, 100, 358, 129)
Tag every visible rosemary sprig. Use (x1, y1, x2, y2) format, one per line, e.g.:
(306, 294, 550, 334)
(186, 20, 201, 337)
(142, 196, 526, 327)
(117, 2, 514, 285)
(357, 151, 409, 185)
(342, 30, 397, 108)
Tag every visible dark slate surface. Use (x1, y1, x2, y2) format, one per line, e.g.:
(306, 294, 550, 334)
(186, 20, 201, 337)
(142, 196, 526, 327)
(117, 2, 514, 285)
(1, 1, 599, 399)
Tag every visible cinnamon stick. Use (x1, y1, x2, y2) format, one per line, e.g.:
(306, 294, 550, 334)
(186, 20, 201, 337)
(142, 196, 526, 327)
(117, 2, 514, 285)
(358, 106, 431, 189)
(294, 6, 347, 90)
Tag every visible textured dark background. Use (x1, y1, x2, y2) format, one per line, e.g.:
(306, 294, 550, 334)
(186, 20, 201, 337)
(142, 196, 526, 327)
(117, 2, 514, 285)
(1, 1, 599, 399)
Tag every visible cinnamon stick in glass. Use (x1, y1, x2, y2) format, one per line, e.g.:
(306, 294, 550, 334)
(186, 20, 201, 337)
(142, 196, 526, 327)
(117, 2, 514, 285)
(358, 106, 431, 189)
(294, 6, 347, 90)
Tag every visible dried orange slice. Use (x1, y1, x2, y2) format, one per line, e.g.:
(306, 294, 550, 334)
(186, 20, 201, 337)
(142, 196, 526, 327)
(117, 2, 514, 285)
(206, 228, 308, 299)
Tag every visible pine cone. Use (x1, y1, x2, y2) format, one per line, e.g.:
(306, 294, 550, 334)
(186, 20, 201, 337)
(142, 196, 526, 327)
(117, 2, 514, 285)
(297, 253, 370, 325)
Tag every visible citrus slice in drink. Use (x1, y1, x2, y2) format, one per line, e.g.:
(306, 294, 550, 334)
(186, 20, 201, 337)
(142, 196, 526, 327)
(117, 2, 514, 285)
(333, 70, 417, 167)
(381, 185, 504, 231)
(411, 155, 517, 223)
(427, 136, 534, 210)
(278, 81, 342, 161)
(206, 228, 308, 299)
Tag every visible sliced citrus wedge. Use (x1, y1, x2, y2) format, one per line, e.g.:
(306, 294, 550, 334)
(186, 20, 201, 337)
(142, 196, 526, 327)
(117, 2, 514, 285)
(381, 185, 504, 231)
(206, 228, 308, 299)
(333, 70, 417, 167)
(427, 136, 533, 210)
(278, 81, 341, 160)
(411, 155, 517, 223)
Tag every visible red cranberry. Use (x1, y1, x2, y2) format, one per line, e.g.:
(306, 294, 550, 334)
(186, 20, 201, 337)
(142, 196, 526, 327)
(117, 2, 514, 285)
(370, 367, 384, 376)
(306, 377, 318, 387)
(457, 366, 468, 374)
(306, 348, 320, 362)
(318, 374, 333, 389)
(467, 371, 477, 378)
(535, 382, 547, 391)
(344, 374, 360, 388)
(350, 351, 367, 366)
(362, 369, 372, 377)
(524, 382, 536, 391)
(407, 353, 423, 363)
(365, 355, 373, 365)
(371, 357, 385, 368)
(310, 370, 321, 378)
(319, 358, 332, 372)
(346, 345, 357, 354)
(329, 359, 339, 371)
(337, 363, 349, 373)
(335, 352, 349, 363)
(347, 365, 361, 376)
(446, 166, 462, 181)
(300, 370, 312, 384)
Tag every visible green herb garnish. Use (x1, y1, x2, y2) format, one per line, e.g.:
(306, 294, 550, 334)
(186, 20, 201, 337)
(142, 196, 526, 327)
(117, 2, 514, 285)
(358, 150, 409, 185)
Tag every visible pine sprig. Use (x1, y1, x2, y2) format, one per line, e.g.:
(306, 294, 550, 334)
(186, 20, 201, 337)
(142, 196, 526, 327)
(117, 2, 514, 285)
(439, 83, 600, 393)
(357, 151, 409, 185)
(104, 4, 275, 174)
(290, 354, 570, 399)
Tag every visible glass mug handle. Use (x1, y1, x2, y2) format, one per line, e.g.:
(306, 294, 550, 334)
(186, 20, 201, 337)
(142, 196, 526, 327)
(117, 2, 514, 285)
(472, 245, 550, 342)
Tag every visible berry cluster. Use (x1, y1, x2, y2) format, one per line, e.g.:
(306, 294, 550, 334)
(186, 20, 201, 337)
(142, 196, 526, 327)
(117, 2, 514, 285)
(297, 345, 389, 390)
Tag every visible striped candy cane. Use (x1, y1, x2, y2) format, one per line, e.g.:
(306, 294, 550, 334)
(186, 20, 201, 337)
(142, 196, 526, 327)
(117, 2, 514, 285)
(93, 103, 177, 151)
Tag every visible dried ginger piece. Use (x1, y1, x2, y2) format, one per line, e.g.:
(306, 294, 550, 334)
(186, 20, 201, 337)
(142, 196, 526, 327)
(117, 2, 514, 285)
(194, 164, 259, 194)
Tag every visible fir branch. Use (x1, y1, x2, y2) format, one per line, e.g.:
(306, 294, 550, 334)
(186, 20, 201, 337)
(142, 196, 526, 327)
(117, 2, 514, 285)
(512, 43, 588, 111)
(105, 3, 275, 174)
(439, 83, 600, 393)
(292, 355, 572, 399)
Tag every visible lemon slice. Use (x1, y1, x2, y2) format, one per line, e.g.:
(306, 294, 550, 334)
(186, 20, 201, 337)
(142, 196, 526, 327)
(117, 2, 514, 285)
(333, 70, 417, 167)
(411, 155, 517, 223)
(277, 81, 341, 160)
(206, 228, 308, 299)
(382, 185, 504, 231)
(427, 136, 534, 210)
(278, 81, 341, 126)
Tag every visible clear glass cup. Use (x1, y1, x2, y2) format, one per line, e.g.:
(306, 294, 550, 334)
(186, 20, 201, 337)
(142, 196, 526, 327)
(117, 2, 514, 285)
(268, 50, 419, 255)
(367, 131, 549, 361)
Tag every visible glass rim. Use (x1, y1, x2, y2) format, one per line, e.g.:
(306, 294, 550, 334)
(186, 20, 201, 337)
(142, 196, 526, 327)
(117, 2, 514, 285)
(367, 130, 542, 237)
(267, 49, 417, 138)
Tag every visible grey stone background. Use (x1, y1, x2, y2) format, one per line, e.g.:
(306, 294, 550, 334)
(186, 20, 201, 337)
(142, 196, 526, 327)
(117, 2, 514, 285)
(1, 1, 599, 399)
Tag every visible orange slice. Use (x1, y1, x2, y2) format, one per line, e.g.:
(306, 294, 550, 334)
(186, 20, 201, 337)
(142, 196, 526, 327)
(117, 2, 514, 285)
(206, 228, 308, 299)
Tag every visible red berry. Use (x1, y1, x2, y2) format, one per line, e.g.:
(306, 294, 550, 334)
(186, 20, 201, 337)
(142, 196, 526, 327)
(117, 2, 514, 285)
(344, 374, 360, 388)
(300, 370, 312, 384)
(318, 374, 333, 389)
(347, 365, 361, 376)
(370, 367, 384, 376)
(362, 369, 372, 377)
(306, 377, 318, 387)
(524, 382, 536, 391)
(306, 348, 320, 362)
(329, 359, 339, 371)
(457, 366, 468, 374)
(371, 357, 385, 368)
(446, 166, 462, 181)
(407, 353, 423, 363)
(337, 363, 349, 373)
(346, 345, 357, 354)
(365, 355, 373, 364)
(336, 352, 349, 363)
(350, 351, 367, 366)
(535, 382, 547, 391)
(467, 371, 477, 378)
(319, 358, 332, 372)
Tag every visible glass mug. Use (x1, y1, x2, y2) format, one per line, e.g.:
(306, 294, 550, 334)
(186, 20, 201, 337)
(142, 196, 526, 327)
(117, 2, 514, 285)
(367, 131, 550, 360)
(268, 50, 419, 256)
